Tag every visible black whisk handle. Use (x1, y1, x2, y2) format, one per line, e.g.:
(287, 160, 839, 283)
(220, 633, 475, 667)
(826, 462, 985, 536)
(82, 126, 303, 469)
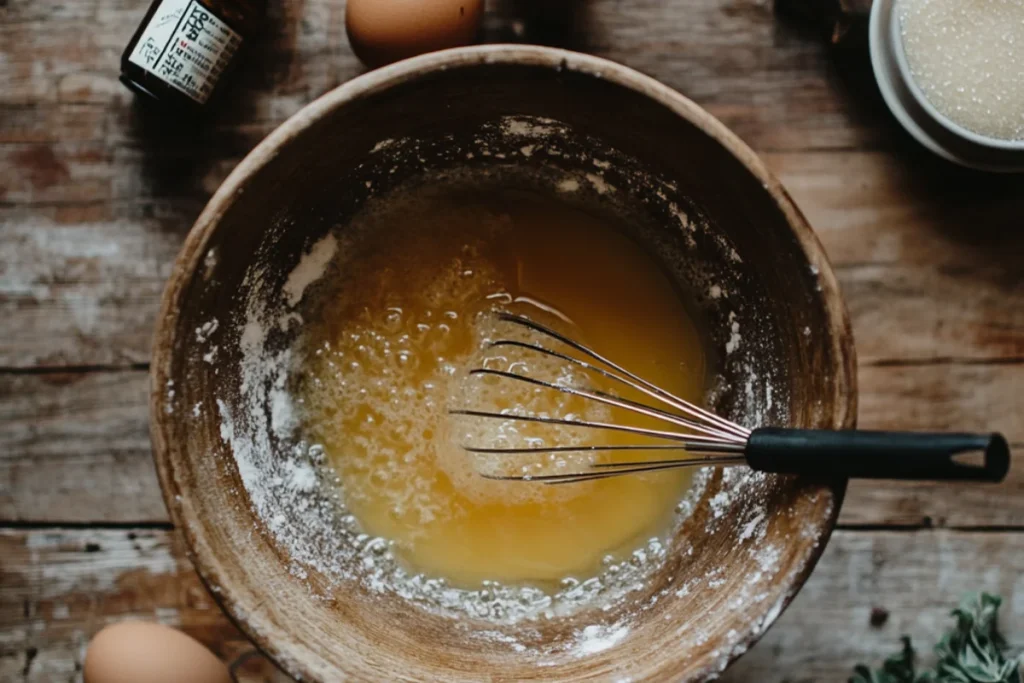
(745, 428, 1010, 482)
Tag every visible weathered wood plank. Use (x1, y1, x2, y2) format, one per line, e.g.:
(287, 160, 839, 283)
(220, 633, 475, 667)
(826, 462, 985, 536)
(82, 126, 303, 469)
(2, 528, 1022, 682)
(0, 528, 290, 682)
(723, 529, 1024, 682)
(0, 215, 185, 368)
(2, 364, 1021, 527)
(3, 150, 1022, 368)
(3, 1, 1019, 679)
(0, 0, 890, 151)
(767, 152, 1024, 365)
(859, 363, 1023, 443)
(0, 371, 165, 523)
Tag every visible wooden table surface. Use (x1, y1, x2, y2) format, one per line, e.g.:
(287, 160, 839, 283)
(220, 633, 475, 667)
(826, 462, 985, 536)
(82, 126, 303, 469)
(2, 0, 1022, 680)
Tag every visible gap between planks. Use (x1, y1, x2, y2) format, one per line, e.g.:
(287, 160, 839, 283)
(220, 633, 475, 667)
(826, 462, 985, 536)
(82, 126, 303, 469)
(3, 527, 1023, 682)
(2, 366, 1021, 527)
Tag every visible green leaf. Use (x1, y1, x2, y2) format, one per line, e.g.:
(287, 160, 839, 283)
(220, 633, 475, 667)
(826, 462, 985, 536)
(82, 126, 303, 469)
(852, 594, 1023, 683)
(934, 594, 1021, 683)
(850, 637, 929, 683)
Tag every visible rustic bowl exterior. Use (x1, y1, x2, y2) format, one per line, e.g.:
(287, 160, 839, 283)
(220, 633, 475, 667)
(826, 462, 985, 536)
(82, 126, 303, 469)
(151, 46, 856, 682)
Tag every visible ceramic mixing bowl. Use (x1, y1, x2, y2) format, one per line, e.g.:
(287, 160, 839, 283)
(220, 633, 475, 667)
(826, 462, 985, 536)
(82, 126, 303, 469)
(151, 45, 856, 682)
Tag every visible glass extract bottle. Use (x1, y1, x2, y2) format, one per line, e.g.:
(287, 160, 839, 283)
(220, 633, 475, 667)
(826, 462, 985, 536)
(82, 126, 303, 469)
(120, 0, 264, 110)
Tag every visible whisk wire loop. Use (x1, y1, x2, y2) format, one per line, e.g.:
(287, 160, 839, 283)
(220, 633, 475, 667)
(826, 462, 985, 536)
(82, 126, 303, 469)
(483, 340, 744, 443)
(490, 313, 750, 440)
(454, 313, 1011, 485)
(452, 312, 753, 483)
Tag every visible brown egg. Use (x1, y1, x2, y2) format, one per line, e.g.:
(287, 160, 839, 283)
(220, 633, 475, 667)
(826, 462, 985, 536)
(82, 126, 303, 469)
(346, 0, 484, 68)
(84, 621, 232, 683)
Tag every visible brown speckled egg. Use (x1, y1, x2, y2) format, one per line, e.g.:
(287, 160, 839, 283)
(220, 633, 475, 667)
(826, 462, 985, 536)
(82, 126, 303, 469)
(83, 621, 232, 683)
(346, 0, 484, 68)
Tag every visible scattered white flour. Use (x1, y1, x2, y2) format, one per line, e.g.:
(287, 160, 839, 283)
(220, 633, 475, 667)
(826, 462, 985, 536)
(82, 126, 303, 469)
(738, 363, 774, 429)
(195, 318, 219, 343)
(283, 459, 318, 493)
(753, 544, 782, 574)
(202, 248, 218, 280)
(574, 623, 630, 656)
(557, 178, 580, 193)
(669, 202, 691, 231)
(709, 490, 731, 519)
(585, 173, 613, 195)
(282, 234, 338, 307)
(501, 117, 560, 138)
(738, 512, 766, 542)
(268, 351, 297, 439)
(202, 347, 218, 364)
(709, 284, 723, 299)
(725, 311, 741, 355)
(474, 630, 528, 653)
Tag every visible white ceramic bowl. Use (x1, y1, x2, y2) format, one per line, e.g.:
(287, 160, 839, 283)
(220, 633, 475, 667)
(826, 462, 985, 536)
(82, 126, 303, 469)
(869, 0, 1024, 172)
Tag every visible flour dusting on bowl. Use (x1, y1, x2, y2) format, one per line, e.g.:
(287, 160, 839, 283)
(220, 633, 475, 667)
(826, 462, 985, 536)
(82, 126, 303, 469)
(151, 47, 854, 683)
(200, 117, 801, 656)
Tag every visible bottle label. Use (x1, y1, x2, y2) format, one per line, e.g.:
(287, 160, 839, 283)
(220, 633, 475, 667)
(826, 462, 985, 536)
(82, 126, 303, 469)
(128, 0, 241, 104)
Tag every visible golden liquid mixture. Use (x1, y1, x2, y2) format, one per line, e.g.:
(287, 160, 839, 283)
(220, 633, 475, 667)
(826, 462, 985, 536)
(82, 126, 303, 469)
(300, 187, 709, 589)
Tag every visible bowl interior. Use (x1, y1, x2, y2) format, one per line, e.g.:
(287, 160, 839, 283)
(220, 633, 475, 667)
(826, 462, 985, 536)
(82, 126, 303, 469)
(152, 47, 854, 682)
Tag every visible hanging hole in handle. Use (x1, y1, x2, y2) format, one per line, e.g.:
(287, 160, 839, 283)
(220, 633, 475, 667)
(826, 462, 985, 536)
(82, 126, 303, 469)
(950, 449, 988, 469)
(948, 433, 1010, 482)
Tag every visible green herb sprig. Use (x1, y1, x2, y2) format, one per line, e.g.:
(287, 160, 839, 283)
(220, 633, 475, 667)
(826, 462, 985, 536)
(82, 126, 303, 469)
(850, 594, 1022, 683)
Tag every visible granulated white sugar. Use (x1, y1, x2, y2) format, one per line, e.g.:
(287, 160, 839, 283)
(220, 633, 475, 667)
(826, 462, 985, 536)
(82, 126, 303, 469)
(898, 0, 1024, 141)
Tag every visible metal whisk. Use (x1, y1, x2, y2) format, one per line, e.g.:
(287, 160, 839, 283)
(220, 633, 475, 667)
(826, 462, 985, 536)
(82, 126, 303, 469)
(450, 313, 1010, 484)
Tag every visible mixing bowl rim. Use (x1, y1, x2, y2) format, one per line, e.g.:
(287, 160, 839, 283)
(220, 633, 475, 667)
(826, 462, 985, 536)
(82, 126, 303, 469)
(150, 43, 856, 682)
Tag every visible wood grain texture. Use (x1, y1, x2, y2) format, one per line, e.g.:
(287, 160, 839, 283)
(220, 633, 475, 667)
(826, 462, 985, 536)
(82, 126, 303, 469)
(2, 0, 1023, 678)
(3, 528, 1022, 682)
(3, 152, 1022, 367)
(0, 528, 290, 682)
(2, 364, 1021, 527)
(769, 151, 1024, 365)
(724, 529, 1024, 682)
(0, 0, 890, 148)
(0, 370, 163, 523)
